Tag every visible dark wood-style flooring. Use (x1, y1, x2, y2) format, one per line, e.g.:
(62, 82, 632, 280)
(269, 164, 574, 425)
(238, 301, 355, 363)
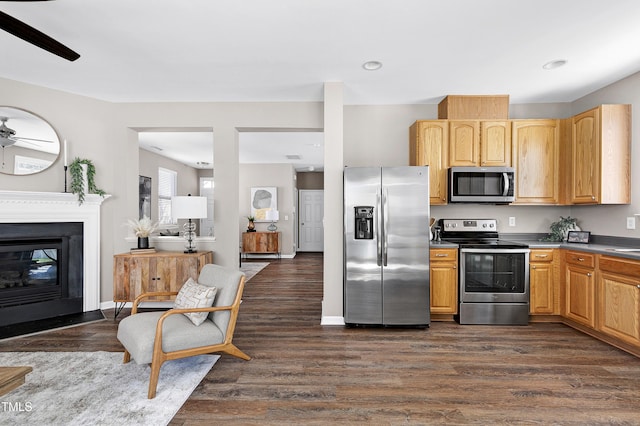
(1, 252, 640, 424)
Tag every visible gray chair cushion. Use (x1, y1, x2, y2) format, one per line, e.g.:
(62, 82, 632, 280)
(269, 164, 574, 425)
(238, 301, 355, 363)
(197, 264, 245, 337)
(117, 311, 224, 365)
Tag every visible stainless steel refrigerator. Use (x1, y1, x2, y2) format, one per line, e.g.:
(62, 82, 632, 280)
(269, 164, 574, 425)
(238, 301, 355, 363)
(344, 166, 430, 327)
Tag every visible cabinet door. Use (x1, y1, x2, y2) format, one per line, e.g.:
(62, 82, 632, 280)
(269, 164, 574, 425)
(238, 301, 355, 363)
(565, 264, 595, 328)
(449, 121, 480, 166)
(481, 121, 511, 166)
(597, 271, 640, 346)
(430, 262, 458, 314)
(571, 108, 599, 204)
(410, 121, 448, 204)
(530, 262, 554, 314)
(512, 120, 559, 204)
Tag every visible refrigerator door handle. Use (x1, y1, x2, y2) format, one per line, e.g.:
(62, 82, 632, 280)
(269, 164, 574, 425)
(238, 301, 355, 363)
(382, 188, 389, 267)
(376, 190, 382, 266)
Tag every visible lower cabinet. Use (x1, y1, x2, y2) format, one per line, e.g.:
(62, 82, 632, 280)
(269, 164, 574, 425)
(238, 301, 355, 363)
(430, 248, 458, 315)
(113, 251, 213, 303)
(564, 251, 596, 328)
(529, 249, 558, 315)
(597, 256, 640, 347)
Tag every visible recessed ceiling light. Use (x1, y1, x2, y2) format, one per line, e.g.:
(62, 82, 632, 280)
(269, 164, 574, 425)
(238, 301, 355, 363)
(542, 59, 567, 70)
(362, 61, 383, 71)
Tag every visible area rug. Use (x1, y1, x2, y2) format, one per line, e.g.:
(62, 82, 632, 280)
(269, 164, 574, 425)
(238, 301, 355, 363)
(0, 351, 218, 426)
(240, 262, 269, 281)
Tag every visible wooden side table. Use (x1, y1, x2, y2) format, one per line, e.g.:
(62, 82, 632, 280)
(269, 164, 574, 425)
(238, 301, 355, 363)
(242, 232, 280, 259)
(113, 250, 213, 318)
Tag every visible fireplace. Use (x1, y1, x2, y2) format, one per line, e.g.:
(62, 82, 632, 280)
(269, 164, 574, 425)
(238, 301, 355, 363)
(0, 190, 109, 325)
(0, 222, 83, 327)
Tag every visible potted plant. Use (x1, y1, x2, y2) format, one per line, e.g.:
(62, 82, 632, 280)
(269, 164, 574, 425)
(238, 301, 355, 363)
(246, 216, 256, 232)
(127, 216, 158, 249)
(541, 216, 580, 242)
(69, 157, 105, 205)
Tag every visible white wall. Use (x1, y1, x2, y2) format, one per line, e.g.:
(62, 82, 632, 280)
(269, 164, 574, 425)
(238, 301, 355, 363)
(239, 163, 296, 256)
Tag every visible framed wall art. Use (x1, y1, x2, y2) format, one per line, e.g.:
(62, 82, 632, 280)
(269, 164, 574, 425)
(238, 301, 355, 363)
(139, 175, 152, 219)
(250, 186, 277, 221)
(567, 230, 590, 244)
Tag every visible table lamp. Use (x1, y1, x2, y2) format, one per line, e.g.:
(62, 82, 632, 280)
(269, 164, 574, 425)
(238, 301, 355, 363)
(171, 194, 208, 253)
(266, 209, 279, 232)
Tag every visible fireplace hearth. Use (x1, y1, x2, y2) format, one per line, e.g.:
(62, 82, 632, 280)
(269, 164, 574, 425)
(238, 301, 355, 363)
(0, 223, 83, 327)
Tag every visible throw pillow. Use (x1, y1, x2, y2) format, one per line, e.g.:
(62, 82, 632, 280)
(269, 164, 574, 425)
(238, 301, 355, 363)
(174, 278, 217, 326)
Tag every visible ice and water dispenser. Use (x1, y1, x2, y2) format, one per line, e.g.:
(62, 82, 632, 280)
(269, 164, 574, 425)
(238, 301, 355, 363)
(354, 206, 374, 240)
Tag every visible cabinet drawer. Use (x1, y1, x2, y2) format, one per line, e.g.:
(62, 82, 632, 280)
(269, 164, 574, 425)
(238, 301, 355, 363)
(430, 248, 457, 261)
(565, 251, 595, 268)
(530, 249, 554, 262)
(599, 255, 640, 276)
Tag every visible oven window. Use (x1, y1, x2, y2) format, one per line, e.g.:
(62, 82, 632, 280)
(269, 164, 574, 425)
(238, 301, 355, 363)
(463, 252, 526, 293)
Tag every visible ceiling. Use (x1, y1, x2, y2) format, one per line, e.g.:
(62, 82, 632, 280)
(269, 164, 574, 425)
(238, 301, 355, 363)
(3, 0, 640, 170)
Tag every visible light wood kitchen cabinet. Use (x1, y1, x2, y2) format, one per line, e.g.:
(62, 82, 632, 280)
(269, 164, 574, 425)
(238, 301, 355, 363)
(448, 121, 511, 167)
(481, 121, 511, 166)
(242, 231, 280, 257)
(597, 255, 640, 347)
(409, 120, 449, 204)
(529, 249, 559, 315)
(511, 119, 560, 204)
(113, 251, 213, 302)
(564, 250, 596, 328)
(429, 247, 458, 315)
(448, 121, 480, 166)
(571, 104, 631, 205)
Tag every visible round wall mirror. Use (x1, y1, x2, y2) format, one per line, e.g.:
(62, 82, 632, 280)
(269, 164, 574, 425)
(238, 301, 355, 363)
(0, 106, 61, 175)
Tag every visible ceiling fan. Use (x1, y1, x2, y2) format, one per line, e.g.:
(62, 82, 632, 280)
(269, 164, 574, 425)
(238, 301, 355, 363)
(0, 0, 80, 61)
(0, 116, 54, 148)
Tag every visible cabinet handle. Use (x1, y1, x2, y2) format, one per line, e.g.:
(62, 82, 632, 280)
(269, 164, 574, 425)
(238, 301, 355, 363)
(587, 273, 592, 277)
(535, 254, 548, 258)
(577, 258, 585, 261)
(532, 266, 536, 269)
(637, 285, 640, 289)
(591, 196, 596, 200)
(453, 266, 457, 269)
(435, 253, 449, 257)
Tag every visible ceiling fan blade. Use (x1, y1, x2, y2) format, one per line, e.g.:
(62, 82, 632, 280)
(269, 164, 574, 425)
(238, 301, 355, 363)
(0, 10, 80, 61)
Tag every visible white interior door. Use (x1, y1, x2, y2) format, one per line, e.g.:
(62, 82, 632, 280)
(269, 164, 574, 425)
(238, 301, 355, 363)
(298, 189, 324, 252)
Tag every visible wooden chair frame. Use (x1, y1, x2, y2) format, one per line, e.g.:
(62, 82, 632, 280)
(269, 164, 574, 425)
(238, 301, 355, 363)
(122, 276, 250, 399)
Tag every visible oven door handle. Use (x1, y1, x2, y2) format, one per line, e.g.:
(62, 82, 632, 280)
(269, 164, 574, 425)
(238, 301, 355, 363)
(460, 248, 530, 254)
(502, 172, 510, 197)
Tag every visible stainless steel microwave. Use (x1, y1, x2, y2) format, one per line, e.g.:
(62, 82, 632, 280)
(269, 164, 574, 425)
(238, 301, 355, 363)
(449, 166, 515, 204)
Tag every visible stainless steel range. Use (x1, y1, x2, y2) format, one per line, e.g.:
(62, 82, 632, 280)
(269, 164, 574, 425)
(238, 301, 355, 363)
(439, 219, 530, 325)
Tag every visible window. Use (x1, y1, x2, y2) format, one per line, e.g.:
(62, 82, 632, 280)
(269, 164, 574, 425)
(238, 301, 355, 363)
(158, 167, 177, 225)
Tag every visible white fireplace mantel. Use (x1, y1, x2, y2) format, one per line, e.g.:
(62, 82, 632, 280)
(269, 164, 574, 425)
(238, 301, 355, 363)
(0, 190, 110, 312)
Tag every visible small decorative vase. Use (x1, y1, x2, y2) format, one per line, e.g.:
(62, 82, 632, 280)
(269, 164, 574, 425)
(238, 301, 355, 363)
(247, 221, 255, 232)
(137, 237, 149, 249)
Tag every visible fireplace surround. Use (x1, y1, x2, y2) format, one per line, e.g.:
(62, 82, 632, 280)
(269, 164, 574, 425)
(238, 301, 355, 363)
(0, 191, 109, 325)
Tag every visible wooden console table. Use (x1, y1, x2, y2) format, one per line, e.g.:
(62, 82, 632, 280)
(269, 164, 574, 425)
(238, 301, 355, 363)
(242, 232, 281, 259)
(112, 250, 213, 318)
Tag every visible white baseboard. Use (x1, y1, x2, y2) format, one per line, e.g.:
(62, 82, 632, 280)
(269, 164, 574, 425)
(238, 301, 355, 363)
(321, 316, 345, 326)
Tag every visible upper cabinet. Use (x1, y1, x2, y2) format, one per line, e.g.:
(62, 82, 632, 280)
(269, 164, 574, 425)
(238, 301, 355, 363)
(409, 121, 449, 205)
(449, 121, 479, 166)
(511, 119, 560, 204)
(571, 104, 631, 205)
(409, 99, 631, 206)
(448, 120, 512, 167)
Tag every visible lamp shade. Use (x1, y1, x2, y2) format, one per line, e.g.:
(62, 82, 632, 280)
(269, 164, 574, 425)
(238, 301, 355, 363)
(265, 210, 279, 221)
(171, 195, 208, 220)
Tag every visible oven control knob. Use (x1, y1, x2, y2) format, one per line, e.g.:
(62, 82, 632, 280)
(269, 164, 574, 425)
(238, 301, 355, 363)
(489, 223, 495, 228)
(482, 224, 487, 228)
(451, 223, 457, 228)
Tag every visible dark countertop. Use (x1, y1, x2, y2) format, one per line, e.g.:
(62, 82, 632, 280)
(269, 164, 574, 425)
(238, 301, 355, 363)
(506, 240, 640, 261)
(429, 237, 640, 261)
